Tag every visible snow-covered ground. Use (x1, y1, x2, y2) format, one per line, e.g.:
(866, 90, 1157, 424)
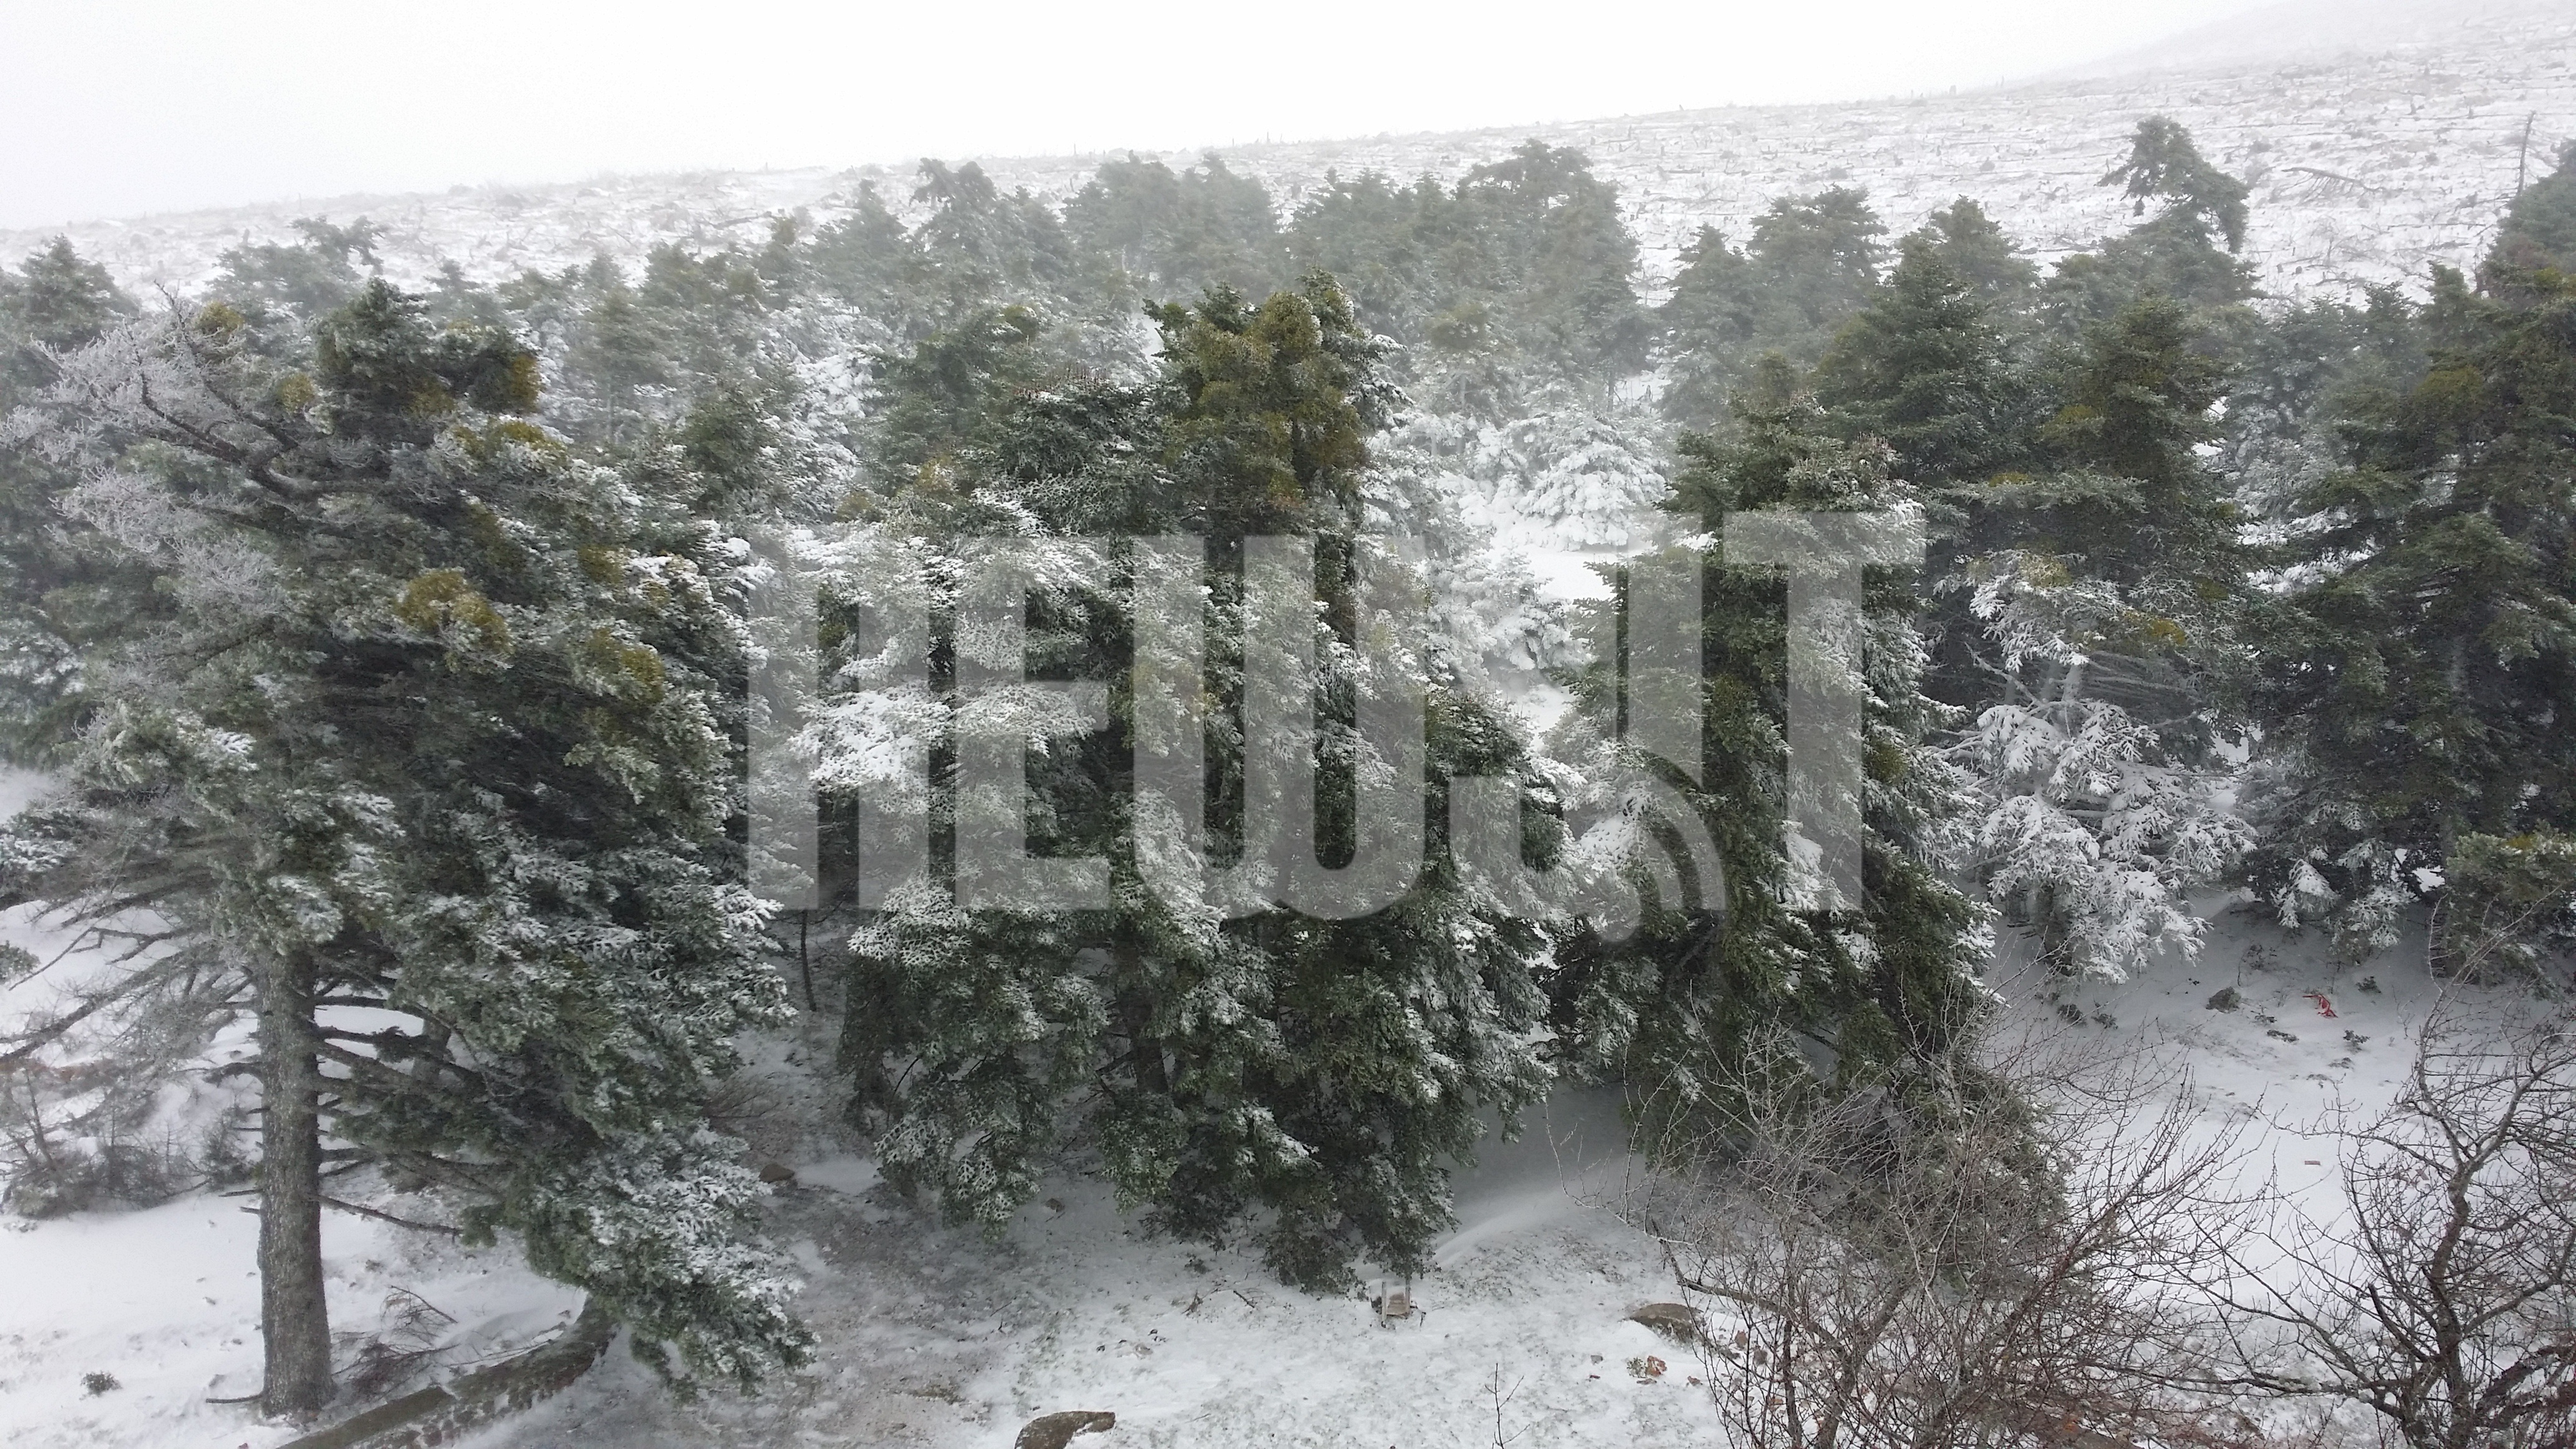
(442, 895, 2532, 1449)
(1989, 892, 2514, 1216)
(479, 1081, 1720, 1449)
(4, 889, 2527, 1449)
(0, 1196, 583, 1449)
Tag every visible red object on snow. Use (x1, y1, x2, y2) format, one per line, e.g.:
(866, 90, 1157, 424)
(2305, 991, 2337, 1018)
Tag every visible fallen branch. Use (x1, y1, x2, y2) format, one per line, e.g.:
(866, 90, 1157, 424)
(2281, 165, 2383, 192)
(233, 1196, 463, 1237)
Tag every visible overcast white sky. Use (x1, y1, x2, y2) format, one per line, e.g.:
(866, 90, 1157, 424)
(0, 0, 2287, 230)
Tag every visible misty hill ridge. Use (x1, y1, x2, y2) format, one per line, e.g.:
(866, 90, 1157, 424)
(4, 0, 2570, 305)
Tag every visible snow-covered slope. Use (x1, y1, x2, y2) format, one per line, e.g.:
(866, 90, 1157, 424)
(5, 0, 2568, 307)
(466, 901, 2534, 1449)
(4, 897, 2523, 1449)
(487, 1084, 1724, 1449)
(2054, 0, 2562, 79)
(0, 1198, 583, 1449)
(3, 10, 2570, 1448)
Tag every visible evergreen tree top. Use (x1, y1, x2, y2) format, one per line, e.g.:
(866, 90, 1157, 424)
(2102, 116, 2250, 254)
(2484, 140, 2576, 293)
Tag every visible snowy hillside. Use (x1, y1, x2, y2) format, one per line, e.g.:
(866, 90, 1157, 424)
(471, 913, 2544, 1449)
(6, 5, 2575, 1448)
(4, 884, 2535, 1449)
(6, 0, 2569, 306)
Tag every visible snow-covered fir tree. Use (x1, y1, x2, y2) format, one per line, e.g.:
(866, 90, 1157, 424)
(1553, 366, 1989, 1113)
(2247, 145, 2576, 966)
(1793, 129, 2259, 979)
(819, 276, 1557, 1287)
(0, 279, 811, 1408)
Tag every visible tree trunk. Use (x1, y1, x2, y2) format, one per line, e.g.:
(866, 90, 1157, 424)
(257, 951, 334, 1415)
(797, 910, 816, 1012)
(1115, 932, 1167, 1096)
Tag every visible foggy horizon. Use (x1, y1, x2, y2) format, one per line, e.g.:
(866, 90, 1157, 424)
(0, 0, 2306, 231)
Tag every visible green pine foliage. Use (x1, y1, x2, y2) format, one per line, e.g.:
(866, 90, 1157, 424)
(1657, 187, 1889, 427)
(1286, 141, 1647, 403)
(2105, 116, 2252, 253)
(803, 182, 914, 312)
(827, 276, 1553, 1287)
(2248, 223, 2576, 962)
(1913, 197, 2040, 308)
(1065, 152, 1286, 301)
(0, 279, 811, 1393)
(2484, 140, 2576, 291)
(2044, 117, 2257, 336)
(1654, 225, 1765, 428)
(1558, 376, 1986, 1119)
(1810, 224, 2040, 720)
(1773, 137, 2257, 979)
(0, 240, 140, 764)
(213, 217, 386, 323)
(1949, 296, 2255, 973)
(1814, 231, 2031, 492)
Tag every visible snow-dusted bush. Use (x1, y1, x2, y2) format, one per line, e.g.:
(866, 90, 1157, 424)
(1953, 552, 2248, 979)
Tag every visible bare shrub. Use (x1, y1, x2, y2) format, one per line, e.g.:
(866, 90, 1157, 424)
(0, 1060, 198, 1216)
(703, 1070, 798, 1163)
(1, 915, 244, 1216)
(2217, 1008, 2576, 1449)
(1629, 1028, 2254, 1448)
(336, 1287, 458, 1399)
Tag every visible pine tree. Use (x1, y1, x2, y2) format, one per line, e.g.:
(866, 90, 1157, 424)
(0, 239, 139, 763)
(2484, 140, 2576, 291)
(1447, 140, 1650, 383)
(1065, 153, 1286, 301)
(1809, 218, 2039, 723)
(2220, 285, 2423, 522)
(1283, 170, 1450, 349)
(214, 217, 384, 323)
(568, 262, 675, 446)
(0, 242, 185, 1221)
(1555, 368, 1986, 1113)
(1286, 142, 1644, 405)
(1914, 197, 2039, 308)
(2027, 295, 2238, 593)
(806, 181, 915, 319)
(857, 304, 1048, 490)
(824, 276, 1553, 1287)
(1814, 232, 2027, 491)
(910, 160, 1086, 323)
(1658, 187, 1888, 427)
(2104, 117, 2250, 253)
(2249, 203, 2576, 961)
(1656, 225, 1765, 427)
(637, 240, 778, 389)
(1747, 187, 1891, 340)
(1788, 193, 2247, 978)
(2044, 118, 2256, 336)
(0, 281, 810, 1407)
(1944, 295, 2252, 973)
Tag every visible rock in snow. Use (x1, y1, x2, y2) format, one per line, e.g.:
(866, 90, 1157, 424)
(1015, 1409, 1116, 1449)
